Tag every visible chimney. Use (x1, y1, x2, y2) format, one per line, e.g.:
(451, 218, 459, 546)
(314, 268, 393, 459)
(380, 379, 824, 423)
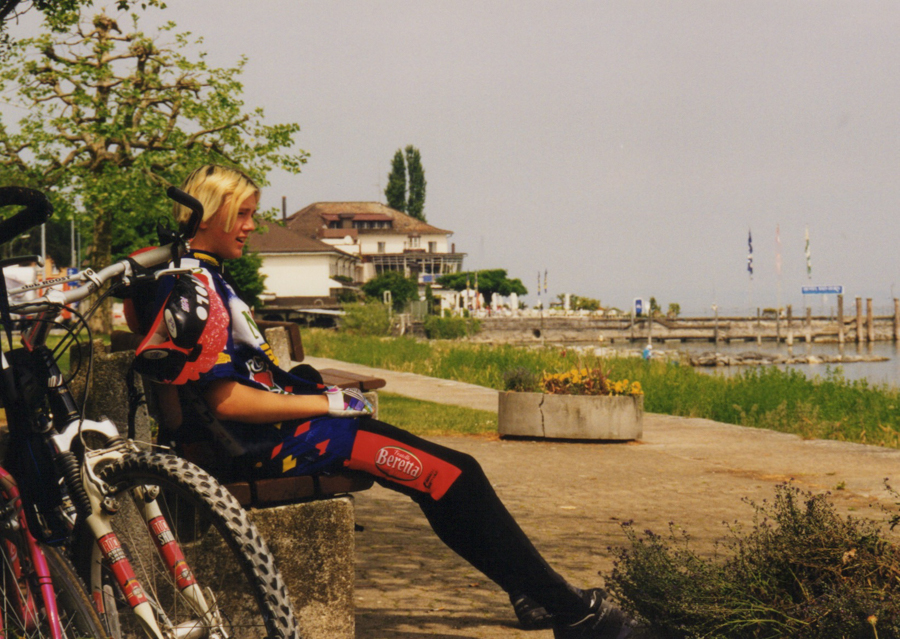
(282, 196, 286, 221)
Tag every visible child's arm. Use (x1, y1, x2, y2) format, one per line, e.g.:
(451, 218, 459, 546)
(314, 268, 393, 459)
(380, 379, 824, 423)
(204, 379, 329, 424)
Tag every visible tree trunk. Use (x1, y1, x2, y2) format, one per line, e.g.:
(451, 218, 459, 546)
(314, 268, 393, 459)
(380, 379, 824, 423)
(87, 207, 113, 335)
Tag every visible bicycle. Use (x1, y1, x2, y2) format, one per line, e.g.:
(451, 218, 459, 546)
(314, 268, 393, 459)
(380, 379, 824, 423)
(0, 185, 300, 639)
(0, 463, 106, 638)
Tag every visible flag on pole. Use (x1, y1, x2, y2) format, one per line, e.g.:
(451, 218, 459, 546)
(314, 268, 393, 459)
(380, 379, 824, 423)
(543, 270, 548, 294)
(804, 227, 812, 279)
(747, 229, 753, 278)
(775, 225, 782, 276)
(536, 271, 541, 297)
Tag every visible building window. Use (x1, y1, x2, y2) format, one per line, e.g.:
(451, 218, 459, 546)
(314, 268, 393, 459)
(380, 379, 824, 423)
(377, 242, 386, 253)
(428, 241, 437, 253)
(409, 236, 421, 248)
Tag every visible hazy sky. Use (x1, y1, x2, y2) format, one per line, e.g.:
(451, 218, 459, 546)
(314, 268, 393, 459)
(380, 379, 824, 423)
(6, 1, 900, 314)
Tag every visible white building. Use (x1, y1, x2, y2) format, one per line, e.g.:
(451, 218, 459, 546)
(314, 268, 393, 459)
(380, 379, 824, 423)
(248, 202, 466, 308)
(286, 202, 465, 287)
(247, 220, 361, 307)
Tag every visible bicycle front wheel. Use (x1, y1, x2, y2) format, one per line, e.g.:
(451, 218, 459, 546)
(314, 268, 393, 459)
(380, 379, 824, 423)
(92, 452, 299, 639)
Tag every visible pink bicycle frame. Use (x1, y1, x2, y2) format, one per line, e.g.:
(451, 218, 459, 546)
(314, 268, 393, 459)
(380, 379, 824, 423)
(0, 468, 64, 639)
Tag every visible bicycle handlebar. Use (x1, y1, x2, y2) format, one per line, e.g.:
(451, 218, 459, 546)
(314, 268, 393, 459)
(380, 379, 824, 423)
(166, 186, 204, 240)
(0, 187, 54, 246)
(8, 243, 182, 314)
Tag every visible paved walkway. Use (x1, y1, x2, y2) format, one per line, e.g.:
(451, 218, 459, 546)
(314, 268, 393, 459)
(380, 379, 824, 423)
(305, 356, 900, 639)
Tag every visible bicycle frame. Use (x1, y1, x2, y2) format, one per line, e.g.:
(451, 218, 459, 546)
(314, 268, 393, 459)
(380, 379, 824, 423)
(0, 185, 230, 638)
(5, 307, 228, 639)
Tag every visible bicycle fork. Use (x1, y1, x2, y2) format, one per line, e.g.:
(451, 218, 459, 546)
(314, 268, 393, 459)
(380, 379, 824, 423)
(81, 445, 226, 639)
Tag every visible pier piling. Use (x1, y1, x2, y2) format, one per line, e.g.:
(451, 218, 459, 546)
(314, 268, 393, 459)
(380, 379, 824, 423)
(856, 297, 864, 343)
(786, 305, 793, 346)
(894, 298, 900, 342)
(805, 307, 812, 343)
(867, 298, 875, 343)
(837, 294, 844, 345)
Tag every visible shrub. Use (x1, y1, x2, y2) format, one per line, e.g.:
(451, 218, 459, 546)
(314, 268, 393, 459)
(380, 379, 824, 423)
(423, 315, 479, 339)
(227, 250, 266, 308)
(361, 272, 418, 311)
(339, 303, 391, 336)
(608, 483, 900, 639)
(503, 367, 539, 392)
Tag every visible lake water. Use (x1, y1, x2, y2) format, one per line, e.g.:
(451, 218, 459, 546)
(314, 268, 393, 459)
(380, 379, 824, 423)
(631, 340, 900, 389)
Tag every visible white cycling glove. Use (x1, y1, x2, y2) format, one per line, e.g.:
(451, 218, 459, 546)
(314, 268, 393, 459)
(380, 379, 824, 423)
(325, 386, 374, 418)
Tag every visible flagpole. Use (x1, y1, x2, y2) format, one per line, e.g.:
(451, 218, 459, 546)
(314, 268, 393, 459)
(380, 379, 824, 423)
(776, 225, 783, 316)
(747, 229, 754, 314)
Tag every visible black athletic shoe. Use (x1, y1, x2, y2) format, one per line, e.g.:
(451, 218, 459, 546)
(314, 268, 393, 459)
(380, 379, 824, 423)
(510, 592, 554, 630)
(552, 588, 642, 639)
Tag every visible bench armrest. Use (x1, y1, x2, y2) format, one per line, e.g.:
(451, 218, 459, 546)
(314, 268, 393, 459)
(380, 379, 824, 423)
(256, 319, 305, 362)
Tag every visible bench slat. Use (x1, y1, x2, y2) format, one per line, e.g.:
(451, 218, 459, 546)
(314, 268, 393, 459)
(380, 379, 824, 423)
(225, 473, 375, 508)
(318, 368, 387, 392)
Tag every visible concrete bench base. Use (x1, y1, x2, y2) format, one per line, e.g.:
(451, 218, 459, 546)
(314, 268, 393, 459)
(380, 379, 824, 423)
(498, 391, 643, 440)
(249, 497, 356, 639)
(74, 340, 362, 639)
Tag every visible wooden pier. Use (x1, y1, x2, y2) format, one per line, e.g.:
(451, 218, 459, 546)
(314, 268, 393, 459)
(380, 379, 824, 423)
(476, 297, 900, 346)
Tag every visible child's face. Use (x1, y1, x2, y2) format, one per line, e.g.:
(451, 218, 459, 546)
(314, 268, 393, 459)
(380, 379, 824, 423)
(192, 193, 258, 260)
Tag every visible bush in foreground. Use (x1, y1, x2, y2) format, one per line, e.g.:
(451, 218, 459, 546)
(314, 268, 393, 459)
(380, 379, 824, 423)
(608, 484, 900, 639)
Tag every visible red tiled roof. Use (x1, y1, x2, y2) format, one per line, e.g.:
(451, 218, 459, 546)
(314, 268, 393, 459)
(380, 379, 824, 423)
(286, 202, 452, 237)
(247, 220, 356, 256)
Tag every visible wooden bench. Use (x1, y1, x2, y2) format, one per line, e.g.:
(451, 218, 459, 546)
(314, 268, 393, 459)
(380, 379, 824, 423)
(106, 323, 386, 638)
(255, 320, 386, 392)
(110, 323, 385, 506)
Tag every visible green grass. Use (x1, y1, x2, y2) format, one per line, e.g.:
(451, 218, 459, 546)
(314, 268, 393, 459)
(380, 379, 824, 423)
(377, 392, 497, 437)
(304, 329, 900, 448)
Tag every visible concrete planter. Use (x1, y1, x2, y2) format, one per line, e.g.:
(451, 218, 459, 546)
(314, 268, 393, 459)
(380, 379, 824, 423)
(498, 392, 643, 440)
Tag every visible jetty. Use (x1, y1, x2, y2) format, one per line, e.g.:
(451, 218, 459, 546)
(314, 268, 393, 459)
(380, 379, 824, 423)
(474, 299, 900, 346)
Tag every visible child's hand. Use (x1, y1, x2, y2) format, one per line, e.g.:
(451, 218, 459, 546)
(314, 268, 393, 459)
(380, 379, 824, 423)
(325, 386, 374, 417)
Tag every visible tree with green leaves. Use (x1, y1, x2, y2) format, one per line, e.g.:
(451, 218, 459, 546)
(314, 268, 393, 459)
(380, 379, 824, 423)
(361, 271, 418, 312)
(404, 145, 426, 221)
(556, 294, 601, 311)
(226, 250, 266, 309)
(0, 0, 163, 35)
(384, 149, 406, 212)
(437, 269, 527, 306)
(0, 11, 306, 331)
(383, 145, 427, 220)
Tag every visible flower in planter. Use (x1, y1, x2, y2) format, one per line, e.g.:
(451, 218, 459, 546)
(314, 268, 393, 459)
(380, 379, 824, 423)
(540, 367, 644, 396)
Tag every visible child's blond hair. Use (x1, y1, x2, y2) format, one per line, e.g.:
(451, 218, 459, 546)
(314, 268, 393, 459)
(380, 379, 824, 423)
(175, 165, 260, 233)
